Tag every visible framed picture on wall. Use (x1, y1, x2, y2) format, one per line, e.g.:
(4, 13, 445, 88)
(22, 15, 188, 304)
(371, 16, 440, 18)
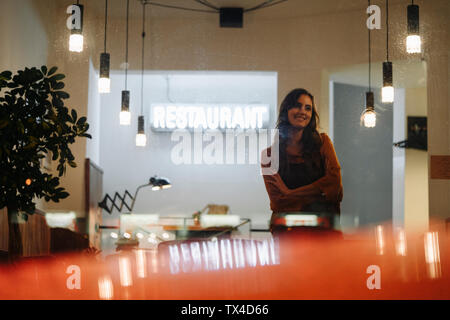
(407, 116, 427, 151)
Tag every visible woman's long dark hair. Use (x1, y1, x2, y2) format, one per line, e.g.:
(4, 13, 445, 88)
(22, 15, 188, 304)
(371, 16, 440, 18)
(276, 88, 324, 182)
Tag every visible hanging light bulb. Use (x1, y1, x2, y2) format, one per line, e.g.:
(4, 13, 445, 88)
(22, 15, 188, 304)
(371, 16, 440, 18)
(69, 3, 84, 52)
(120, 0, 131, 126)
(382, 1, 394, 103)
(406, 2, 421, 53)
(382, 62, 394, 103)
(120, 90, 131, 125)
(362, 92, 376, 128)
(69, 31, 84, 53)
(99, 53, 111, 93)
(135, 2, 147, 147)
(99, 0, 110, 93)
(136, 116, 147, 147)
(362, 0, 376, 128)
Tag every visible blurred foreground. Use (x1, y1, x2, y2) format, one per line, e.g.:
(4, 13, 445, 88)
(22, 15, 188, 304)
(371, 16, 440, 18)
(0, 223, 448, 300)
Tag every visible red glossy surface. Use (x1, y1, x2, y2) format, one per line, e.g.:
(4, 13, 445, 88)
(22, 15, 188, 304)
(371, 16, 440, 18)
(0, 225, 448, 300)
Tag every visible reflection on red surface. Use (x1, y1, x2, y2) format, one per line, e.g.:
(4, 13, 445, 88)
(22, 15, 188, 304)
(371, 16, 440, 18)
(0, 224, 448, 300)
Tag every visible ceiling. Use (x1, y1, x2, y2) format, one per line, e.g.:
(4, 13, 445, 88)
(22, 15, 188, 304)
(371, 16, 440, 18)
(80, 0, 408, 20)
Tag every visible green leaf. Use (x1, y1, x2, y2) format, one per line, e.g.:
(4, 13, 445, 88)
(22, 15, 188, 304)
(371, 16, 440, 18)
(59, 192, 69, 199)
(50, 74, 65, 81)
(41, 66, 47, 75)
(69, 161, 77, 168)
(0, 71, 12, 80)
(76, 116, 87, 125)
(53, 82, 64, 90)
(48, 66, 58, 76)
(71, 109, 77, 122)
(57, 91, 70, 99)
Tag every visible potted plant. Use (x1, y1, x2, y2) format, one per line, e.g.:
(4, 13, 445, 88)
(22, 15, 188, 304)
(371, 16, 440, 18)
(0, 66, 91, 260)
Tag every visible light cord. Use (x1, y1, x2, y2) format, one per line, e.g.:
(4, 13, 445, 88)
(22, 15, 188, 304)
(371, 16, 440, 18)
(125, 0, 129, 90)
(386, 0, 389, 61)
(141, 2, 146, 116)
(104, 0, 108, 53)
(368, 0, 371, 91)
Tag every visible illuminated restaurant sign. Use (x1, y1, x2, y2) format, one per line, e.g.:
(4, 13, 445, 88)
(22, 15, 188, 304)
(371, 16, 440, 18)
(150, 104, 269, 131)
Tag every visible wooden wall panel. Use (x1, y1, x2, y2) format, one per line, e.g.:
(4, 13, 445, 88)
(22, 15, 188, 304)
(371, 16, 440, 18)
(0, 208, 50, 257)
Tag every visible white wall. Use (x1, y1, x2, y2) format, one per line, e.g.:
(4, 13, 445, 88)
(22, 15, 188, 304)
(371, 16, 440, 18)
(405, 87, 429, 233)
(86, 59, 101, 165)
(99, 70, 277, 228)
(393, 89, 406, 230)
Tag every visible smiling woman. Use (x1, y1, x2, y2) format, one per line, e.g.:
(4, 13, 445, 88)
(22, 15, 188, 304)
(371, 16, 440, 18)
(261, 88, 343, 231)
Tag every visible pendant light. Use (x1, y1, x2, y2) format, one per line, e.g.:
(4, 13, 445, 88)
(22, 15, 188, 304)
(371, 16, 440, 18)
(406, 0, 421, 53)
(120, 0, 131, 126)
(362, 0, 376, 128)
(99, 0, 111, 93)
(69, 0, 84, 52)
(382, 0, 394, 103)
(136, 2, 147, 147)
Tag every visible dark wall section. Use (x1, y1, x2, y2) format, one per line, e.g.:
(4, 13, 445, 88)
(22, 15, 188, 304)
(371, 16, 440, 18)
(333, 82, 393, 227)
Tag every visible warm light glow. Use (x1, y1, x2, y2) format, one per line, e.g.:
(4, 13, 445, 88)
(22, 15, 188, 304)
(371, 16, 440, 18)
(123, 232, 131, 239)
(362, 110, 376, 128)
(135, 249, 147, 278)
(424, 232, 441, 279)
(45, 212, 76, 230)
(119, 256, 133, 287)
(150, 250, 158, 273)
(220, 239, 234, 269)
(110, 232, 118, 239)
(120, 111, 131, 126)
(69, 34, 83, 52)
(136, 232, 143, 239)
(167, 238, 279, 274)
(200, 215, 240, 228)
(190, 242, 202, 271)
(375, 225, 385, 255)
(285, 214, 318, 227)
(161, 184, 172, 189)
(395, 228, 407, 256)
(25, 178, 32, 186)
(168, 245, 181, 274)
(406, 35, 421, 53)
(152, 186, 162, 191)
(136, 133, 147, 147)
(233, 239, 245, 269)
(98, 275, 114, 300)
(98, 77, 111, 94)
(257, 240, 270, 266)
(162, 232, 170, 239)
(382, 86, 394, 103)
